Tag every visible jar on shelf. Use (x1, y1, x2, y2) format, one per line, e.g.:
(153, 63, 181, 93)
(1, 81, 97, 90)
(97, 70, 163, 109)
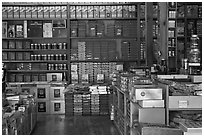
(188, 35, 200, 63)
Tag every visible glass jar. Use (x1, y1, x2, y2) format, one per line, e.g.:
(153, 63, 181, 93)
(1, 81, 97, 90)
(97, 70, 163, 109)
(188, 35, 200, 63)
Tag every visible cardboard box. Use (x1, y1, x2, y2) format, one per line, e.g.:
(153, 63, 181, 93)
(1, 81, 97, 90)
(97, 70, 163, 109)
(8, 25, 15, 38)
(23, 20, 27, 38)
(99, 6, 105, 18)
(35, 84, 50, 100)
(2, 22, 7, 38)
(94, 6, 100, 18)
(19, 6, 26, 18)
(169, 96, 202, 109)
(16, 24, 24, 38)
(31, 6, 37, 18)
(55, 6, 61, 18)
(15, 41, 23, 49)
(76, 6, 82, 18)
(50, 100, 65, 114)
(2, 41, 8, 49)
(82, 74, 89, 84)
(37, 101, 50, 114)
(5, 87, 20, 95)
(70, 6, 76, 18)
(111, 6, 117, 18)
(61, 6, 67, 18)
(134, 103, 165, 124)
(179, 121, 201, 134)
(13, 6, 20, 18)
(2, 6, 7, 18)
(53, 28, 67, 38)
(137, 123, 183, 135)
(43, 6, 50, 18)
(47, 73, 62, 82)
(138, 100, 164, 108)
(37, 6, 44, 18)
(8, 52, 15, 60)
(82, 6, 88, 18)
(16, 52, 23, 60)
(43, 22, 52, 38)
(26, 6, 32, 18)
(7, 6, 13, 18)
(16, 74, 24, 82)
(50, 86, 65, 100)
(189, 75, 202, 83)
(8, 40, 15, 49)
(49, 6, 55, 18)
(135, 87, 162, 101)
(117, 6, 123, 18)
(88, 6, 93, 18)
(28, 21, 43, 37)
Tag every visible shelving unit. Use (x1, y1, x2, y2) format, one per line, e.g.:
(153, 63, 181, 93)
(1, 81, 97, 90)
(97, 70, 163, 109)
(68, 2, 148, 84)
(2, 3, 70, 83)
(166, 2, 202, 73)
(2, 2, 149, 85)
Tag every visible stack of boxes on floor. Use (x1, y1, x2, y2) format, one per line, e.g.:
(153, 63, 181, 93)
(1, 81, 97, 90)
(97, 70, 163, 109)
(82, 94, 91, 115)
(36, 73, 65, 115)
(90, 86, 100, 115)
(65, 93, 74, 115)
(73, 94, 83, 115)
(71, 62, 117, 84)
(64, 84, 110, 116)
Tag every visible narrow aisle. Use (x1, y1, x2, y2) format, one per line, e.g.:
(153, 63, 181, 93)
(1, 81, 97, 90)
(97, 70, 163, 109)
(32, 115, 120, 135)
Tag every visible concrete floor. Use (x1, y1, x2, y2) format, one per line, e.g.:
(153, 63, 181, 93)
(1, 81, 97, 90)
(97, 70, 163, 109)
(31, 115, 120, 135)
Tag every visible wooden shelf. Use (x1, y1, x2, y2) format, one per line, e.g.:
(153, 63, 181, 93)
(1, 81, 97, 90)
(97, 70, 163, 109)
(70, 37, 137, 40)
(2, 2, 68, 6)
(3, 18, 67, 21)
(3, 60, 68, 63)
(7, 70, 68, 73)
(2, 37, 67, 40)
(70, 18, 137, 20)
(70, 60, 140, 63)
(2, 49, 34, 52)
(169, 108, 202, 111)
(69, 2, 139, 6)
(3, 49, 67, 52)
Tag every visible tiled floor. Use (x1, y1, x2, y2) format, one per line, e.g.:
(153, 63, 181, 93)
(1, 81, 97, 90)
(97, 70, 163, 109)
(31, 115, 119, 135)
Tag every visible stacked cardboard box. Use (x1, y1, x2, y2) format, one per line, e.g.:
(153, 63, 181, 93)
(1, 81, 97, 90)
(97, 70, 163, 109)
(65, 93, 74, 115)
(78, 21, 86, 37)
(82, 94, 91, 115)
(74, 94, 83, 115)
(49, 85, 65, 114)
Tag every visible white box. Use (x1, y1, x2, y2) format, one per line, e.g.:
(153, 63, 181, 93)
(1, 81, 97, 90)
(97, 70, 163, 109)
(138, 100, 164, 108)
(43, 22, 52, 38)
(189, 75, 202, 83)
(47, 73, 62, 82)
(135, 87, 162, 101)
(50, 86, 65, 100)
(133, 103, 165, 124)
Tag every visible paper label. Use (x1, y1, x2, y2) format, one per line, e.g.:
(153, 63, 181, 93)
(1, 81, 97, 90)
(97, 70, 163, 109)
(178, 100, 188, 108)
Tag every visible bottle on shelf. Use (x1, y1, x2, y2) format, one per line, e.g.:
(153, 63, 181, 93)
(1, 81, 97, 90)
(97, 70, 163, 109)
(188, 35, 200, 63)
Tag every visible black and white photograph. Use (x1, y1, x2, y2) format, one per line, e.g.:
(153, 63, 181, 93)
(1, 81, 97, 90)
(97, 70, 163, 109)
(1, 1, 202, 135)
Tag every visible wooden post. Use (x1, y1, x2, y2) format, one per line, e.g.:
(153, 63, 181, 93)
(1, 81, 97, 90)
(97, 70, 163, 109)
(145, 2, 153, 66)
(158, 3, 168, 66)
